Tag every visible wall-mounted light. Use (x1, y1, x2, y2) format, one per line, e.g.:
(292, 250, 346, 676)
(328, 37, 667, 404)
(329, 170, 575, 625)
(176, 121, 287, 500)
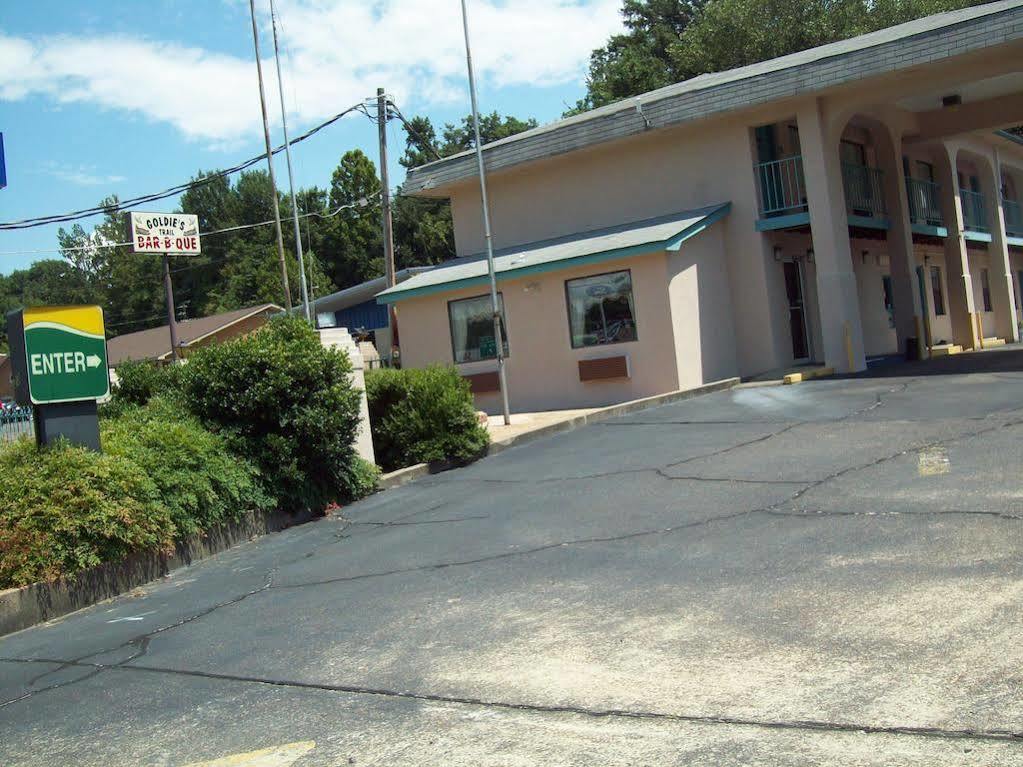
(806, 248, 814, 263)
(773, 246, 784, 262)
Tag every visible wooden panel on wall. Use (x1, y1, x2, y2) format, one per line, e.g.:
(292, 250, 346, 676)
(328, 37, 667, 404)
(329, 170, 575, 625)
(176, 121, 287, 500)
(463, 371, 501, 393)
(578, 355, 630, 382)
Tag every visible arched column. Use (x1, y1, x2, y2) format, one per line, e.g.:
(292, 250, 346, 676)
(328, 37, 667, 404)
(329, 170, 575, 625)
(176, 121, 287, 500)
(874, 117, 925, 356)
(795, 98, 866, 372)
(983, 146, 1020, 342)
(933, 144, 978, 349)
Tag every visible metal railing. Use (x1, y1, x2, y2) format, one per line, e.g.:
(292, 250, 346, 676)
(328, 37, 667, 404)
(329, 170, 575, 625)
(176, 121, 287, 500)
(0, 406, 33, 444)
(960, 188, 988, 232)
(905, 177, 943, 227)
(842, 163, 886, 218)
(754, 156, 807, 217)
(1003, 198, 1023, 237)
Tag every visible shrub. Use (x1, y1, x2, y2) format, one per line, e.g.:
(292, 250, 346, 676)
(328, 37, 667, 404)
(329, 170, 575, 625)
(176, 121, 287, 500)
(0, 439, 174, 588)
(177, 315, 366, 511)
(109, 359, 183, 411)
(366, 365, 490, 472)
(102, 398, 271, 537)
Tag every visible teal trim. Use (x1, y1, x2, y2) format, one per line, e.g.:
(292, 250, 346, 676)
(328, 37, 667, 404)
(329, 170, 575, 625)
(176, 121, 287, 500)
(755, 212, 810, 231)
(911, 222, 948, 238)
(963, 230, 993, 243)
(1006, 236, 1023, 248)
(378, 203, 731, 305)
(846, 214, 890, 231)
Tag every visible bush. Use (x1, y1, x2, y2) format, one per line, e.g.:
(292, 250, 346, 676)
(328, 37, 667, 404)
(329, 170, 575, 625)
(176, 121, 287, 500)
(0, 439, 174, 588)
(366, 365, 490, 472)
(177, 316, 367, 511)
(102, 398, 272, 537)
(108, 359, 183, 412)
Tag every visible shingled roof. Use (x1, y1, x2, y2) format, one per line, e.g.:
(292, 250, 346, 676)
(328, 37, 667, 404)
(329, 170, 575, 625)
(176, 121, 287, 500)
(106, 304, 281, 366)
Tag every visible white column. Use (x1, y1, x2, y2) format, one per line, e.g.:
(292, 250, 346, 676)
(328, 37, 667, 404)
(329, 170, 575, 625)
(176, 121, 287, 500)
(985, 147, 1019, 342)
(934, 145, 978, 349)
(796, 100, 866, 372)
(877, 122, 925, 355)
(319, 327, 376, 465)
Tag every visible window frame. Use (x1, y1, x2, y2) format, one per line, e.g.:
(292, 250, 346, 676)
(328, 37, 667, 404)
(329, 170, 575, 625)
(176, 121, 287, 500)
(564, 269, 639, 350)
(447, 292, 510, 364)
(930, 265, 946, 317)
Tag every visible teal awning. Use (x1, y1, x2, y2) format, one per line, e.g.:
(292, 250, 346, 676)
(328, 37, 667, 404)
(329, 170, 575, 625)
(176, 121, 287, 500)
(376, 202, 730, 304)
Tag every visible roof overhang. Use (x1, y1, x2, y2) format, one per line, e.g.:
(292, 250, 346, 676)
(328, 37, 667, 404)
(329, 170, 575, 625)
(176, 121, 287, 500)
(376, 203, 730, 305)
(404, 0, 1023, 195)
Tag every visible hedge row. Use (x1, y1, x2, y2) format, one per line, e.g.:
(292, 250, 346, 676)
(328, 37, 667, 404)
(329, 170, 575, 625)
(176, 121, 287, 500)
(0, 317, 377, 589)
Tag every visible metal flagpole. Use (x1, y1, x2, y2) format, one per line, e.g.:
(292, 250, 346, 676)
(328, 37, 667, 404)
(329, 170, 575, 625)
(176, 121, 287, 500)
(247, 0, 292, 312)
(460, 0, 511, 425)
(269, 0, 311, 323)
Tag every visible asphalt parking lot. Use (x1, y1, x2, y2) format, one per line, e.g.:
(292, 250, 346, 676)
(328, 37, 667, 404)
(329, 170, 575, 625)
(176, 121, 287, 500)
(2, 354, 1023, 765)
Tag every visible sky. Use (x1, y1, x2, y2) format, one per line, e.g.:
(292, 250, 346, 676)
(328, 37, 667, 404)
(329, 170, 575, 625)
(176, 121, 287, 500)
(0, 0, 623, 274)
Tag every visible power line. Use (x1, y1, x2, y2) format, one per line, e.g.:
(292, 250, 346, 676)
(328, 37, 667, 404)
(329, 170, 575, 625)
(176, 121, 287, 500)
(0, 101, 373, 231)
(0, 194, 379, 259)
(386, 100, 444, 162)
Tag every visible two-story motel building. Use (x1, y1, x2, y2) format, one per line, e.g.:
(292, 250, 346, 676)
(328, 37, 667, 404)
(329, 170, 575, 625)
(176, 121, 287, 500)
(378, 1, 1023, 413)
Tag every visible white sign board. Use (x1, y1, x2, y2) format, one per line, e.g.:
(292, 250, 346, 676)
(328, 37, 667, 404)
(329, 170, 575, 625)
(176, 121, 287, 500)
(129, 212, 201, 254)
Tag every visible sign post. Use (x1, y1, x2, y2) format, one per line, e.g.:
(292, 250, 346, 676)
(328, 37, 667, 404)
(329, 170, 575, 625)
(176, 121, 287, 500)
(128, 212, 201, 360)
(7, 305, 110, 451)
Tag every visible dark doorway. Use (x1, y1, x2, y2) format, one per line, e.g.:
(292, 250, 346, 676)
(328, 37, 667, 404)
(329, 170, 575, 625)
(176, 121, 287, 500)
(783, 261, 810, 361)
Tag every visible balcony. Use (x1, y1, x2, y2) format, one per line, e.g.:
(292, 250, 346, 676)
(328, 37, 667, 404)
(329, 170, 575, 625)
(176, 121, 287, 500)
(905, 177, 947, 237)
(754, 156, 809, 231)
(1004, 198, 1023, 242)
(960, 188, 990, 242)
(841, 163, 888, 228)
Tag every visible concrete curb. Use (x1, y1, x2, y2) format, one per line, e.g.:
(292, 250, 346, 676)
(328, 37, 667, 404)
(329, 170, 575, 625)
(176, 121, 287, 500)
(488, 377, 741, 456)
(0, 507, 318, 638)
(377, 462, 432, 491)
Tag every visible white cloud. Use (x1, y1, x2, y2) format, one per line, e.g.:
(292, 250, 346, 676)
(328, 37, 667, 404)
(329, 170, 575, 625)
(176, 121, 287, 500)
(0, 1, 621, 145)
(38, 161, 127, 186)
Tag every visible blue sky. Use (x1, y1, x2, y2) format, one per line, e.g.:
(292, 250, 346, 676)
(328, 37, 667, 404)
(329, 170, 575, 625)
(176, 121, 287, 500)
(0, 0, 621, 273)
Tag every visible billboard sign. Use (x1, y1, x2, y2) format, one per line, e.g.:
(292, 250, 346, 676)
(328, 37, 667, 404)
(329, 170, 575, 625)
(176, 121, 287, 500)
(129, 212, 201, 254)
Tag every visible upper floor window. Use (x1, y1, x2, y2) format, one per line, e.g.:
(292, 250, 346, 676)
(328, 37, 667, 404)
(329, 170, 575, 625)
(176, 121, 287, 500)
(448, 294, 509, 363)
(565, 270, 637, 348)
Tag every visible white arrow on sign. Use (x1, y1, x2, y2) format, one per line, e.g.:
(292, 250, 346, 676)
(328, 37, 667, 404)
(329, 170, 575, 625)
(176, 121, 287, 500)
(86, 354, 102, 368)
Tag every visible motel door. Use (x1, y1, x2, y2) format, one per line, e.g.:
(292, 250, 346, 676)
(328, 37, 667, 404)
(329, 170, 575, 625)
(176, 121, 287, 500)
(783, 261, 810, 361)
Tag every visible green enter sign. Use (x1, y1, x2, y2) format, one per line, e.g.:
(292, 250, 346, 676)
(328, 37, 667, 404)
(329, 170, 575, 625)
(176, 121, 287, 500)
(22, 306, 110, 404)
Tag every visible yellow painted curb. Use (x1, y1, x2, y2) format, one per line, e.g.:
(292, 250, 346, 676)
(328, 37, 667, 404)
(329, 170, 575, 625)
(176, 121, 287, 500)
(930, 344, 962, 357)
(783, 367, 834, 385)
(982, 337, 1006, 348)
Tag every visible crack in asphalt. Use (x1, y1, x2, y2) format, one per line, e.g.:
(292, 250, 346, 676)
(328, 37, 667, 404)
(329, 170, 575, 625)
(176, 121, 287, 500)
(273, 411, 1023, 590)
(10, 569, 277, 694)
(2, 656, 1021, 745)
(768, 508, 1023, 522)
(348, 516, 489, 528)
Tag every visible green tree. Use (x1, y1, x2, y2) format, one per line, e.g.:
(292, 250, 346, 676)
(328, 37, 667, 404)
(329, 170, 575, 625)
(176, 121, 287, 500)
(320, 149, 383, 290)
(438, 112, 539, 154)
(574, 0, 985, 113)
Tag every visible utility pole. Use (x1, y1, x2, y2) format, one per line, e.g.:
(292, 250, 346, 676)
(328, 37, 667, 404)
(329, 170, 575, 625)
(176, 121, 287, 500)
(247, 0, 292, 312)
(163, 254, 181, 361)
(460, 0, 511, 424)
(270, 0, 311, 322)
(377, 87, 399, 359)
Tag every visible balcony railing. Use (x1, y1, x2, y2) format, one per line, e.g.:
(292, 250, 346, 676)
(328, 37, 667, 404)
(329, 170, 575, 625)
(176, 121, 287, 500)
(960, 188, 988, 233)
(842, 163, 886, 219)
(1004, 198, 1023, 237)
(754, 156, 807, 217)
(905, 177, 943, 228)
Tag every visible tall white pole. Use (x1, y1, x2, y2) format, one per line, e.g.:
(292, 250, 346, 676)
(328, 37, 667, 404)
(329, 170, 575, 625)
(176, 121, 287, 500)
(269, 0, 311, 323)
(460, 0, 511, 425)
(248, 0, 292, 312)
